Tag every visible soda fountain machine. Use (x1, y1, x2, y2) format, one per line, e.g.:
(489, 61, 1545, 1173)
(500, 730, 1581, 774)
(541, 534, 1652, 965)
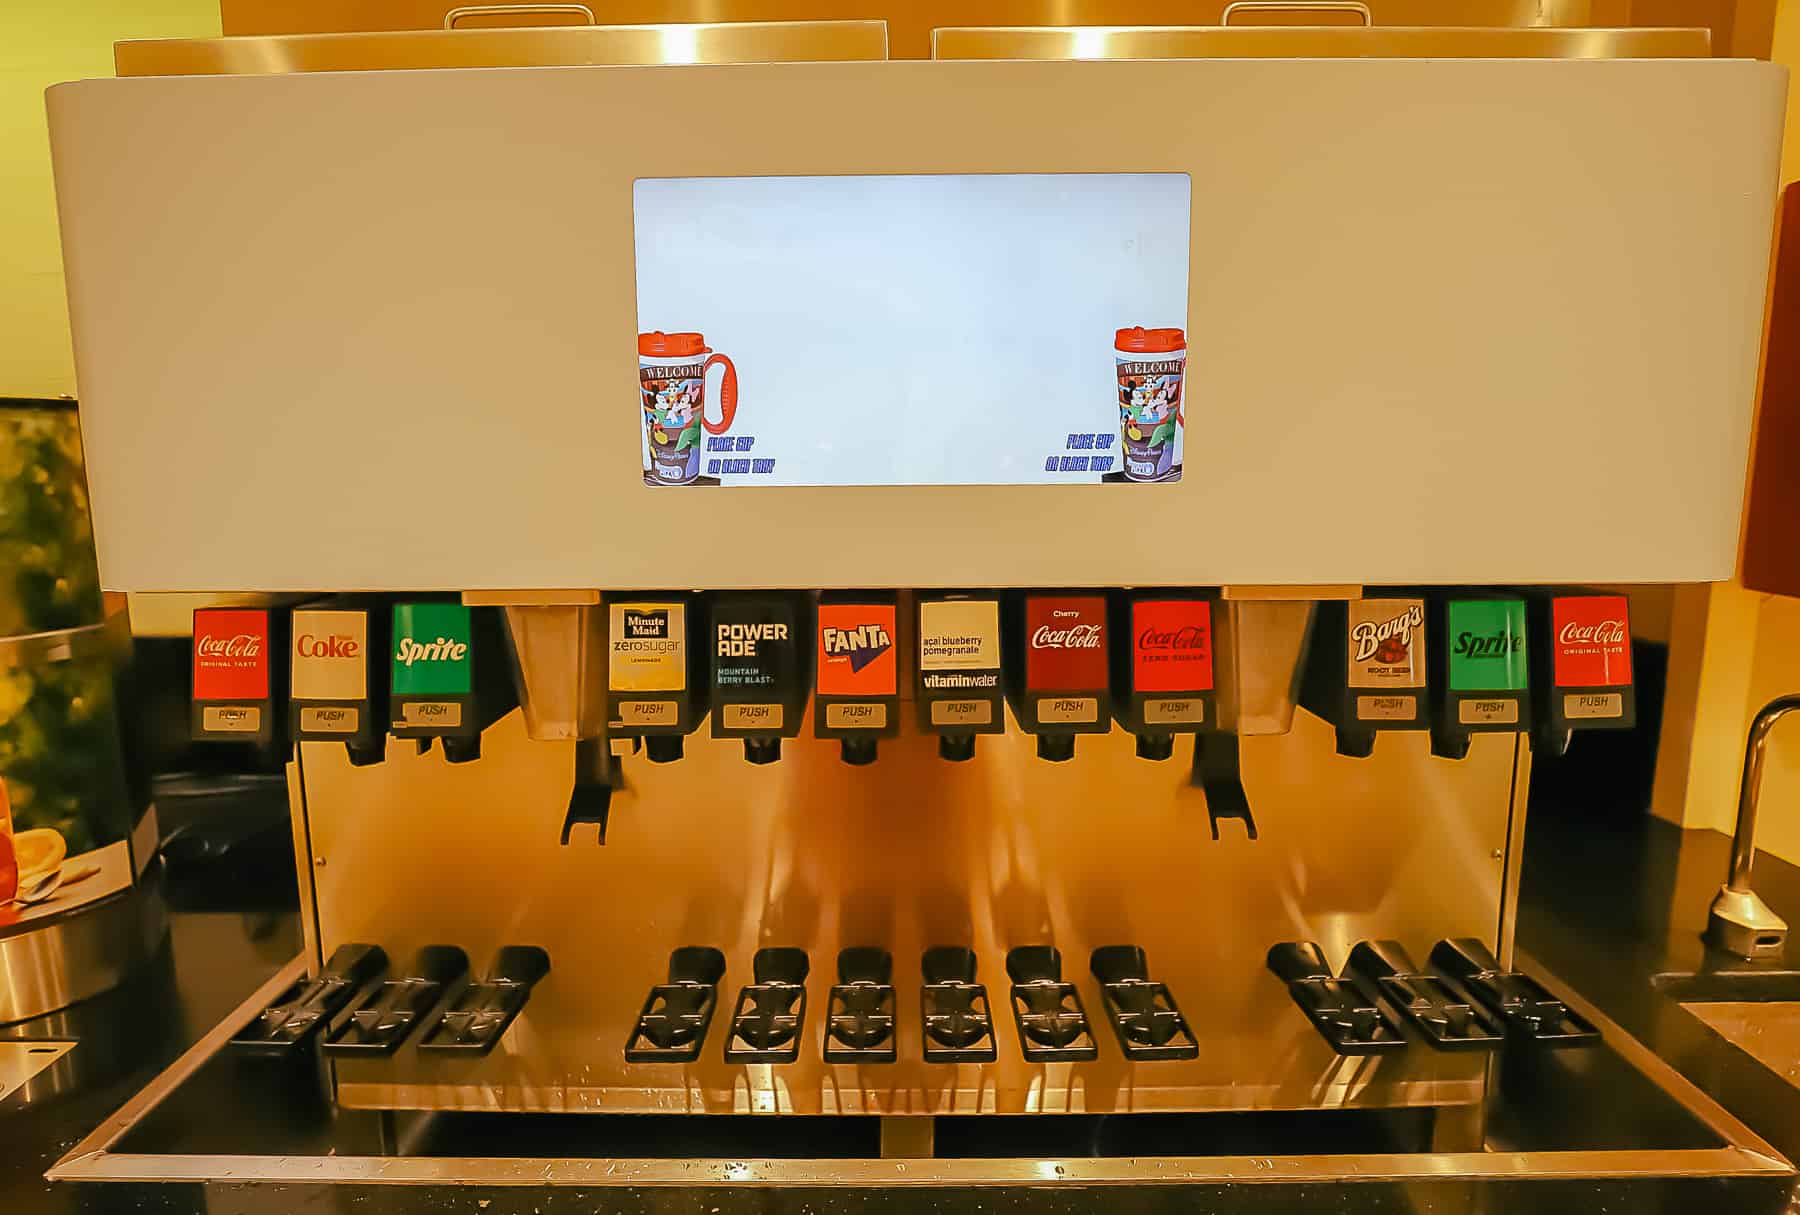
(37, 9, 1793, 1191)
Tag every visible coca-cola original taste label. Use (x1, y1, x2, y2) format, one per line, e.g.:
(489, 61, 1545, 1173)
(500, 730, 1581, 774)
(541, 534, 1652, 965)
(1347, 598, 1426, 690)
(1552, 596, 1631, 688)
(193, 608, 270, 700)
(1025, 595, 1108, 690)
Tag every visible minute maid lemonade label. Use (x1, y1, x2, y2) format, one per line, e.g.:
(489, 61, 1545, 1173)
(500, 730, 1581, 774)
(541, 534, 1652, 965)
(609, 602, 686, 693)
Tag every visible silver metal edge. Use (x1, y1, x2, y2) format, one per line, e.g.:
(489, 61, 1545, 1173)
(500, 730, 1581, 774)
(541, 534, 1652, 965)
(45, 951, 1794, 1185)
(1519, 949, 1792, 1171)
(40, 1146, 1794, 1186)
(46, 954, 305, 1177)
(1495, 736, 1532, 968)
(0, 622, 116, 671)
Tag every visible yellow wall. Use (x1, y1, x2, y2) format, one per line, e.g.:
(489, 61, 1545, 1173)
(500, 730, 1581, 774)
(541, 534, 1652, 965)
(1650, 4, 1799, 861)
(0, 0, 221, 398)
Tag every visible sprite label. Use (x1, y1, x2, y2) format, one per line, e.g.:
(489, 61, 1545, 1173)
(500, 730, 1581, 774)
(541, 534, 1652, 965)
(391, 603, 473, 695)
(1446, 599, 1528, 692)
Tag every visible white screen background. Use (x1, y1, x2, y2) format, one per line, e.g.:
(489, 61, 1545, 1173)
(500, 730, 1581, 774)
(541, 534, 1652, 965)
(632, 173, 1191, 486)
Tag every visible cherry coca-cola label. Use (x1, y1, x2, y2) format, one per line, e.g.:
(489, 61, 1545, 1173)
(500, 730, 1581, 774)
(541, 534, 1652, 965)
(1026, 595, 1107, 689)
(1552, 595, 1631, 687)
(1132, 599, 1213, 693)
(193, 608, 269, 700)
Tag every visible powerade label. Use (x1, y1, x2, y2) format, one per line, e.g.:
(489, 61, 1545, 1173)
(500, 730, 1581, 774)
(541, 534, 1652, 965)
(292, 608, 367, 701)
(391, 603, 472, 695)
(920, 598, 1001, 691)
(1025, 595, 1108, 690)
(818, 602, 897, 696)
(1552, 596, 1631, 688)
(1131, 599, 1213, 693)
(1446, 599, 1527, 692)
(609, 601, 686, 693)
(1347, 598, 1425, 690)
(714, 601, 797, 694)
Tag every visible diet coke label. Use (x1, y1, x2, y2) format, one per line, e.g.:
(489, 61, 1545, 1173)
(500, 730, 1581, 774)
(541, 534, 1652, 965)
(1552, 596, 1631, 688)
(193, 608, 270, 701)
(1025, 595, 1108, 690)
(291, 608, 368, 702)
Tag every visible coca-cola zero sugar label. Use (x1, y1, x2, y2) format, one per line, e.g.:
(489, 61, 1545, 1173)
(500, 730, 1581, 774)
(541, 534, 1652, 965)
(817, 603, 897, 698)
(1026, 595, 1108, 690)
(1347, 598, 1426, 690)
(1552, 595, 1631, 688)
(1131, 599, 1213, 693)
(291, 609, 367, 702)
(193, 608, 270, 701)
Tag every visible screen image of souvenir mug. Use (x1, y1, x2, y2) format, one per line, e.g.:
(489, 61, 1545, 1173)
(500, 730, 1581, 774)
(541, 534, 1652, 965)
(1114, 327, 1186, 482)
(639, 331, 739, 485)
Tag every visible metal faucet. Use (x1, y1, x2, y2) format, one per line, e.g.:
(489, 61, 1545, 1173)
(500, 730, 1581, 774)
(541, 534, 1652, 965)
(1705, 695, 1798, 960)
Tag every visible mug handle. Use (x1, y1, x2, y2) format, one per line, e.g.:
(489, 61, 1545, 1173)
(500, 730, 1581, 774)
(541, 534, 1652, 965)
(702, 352, 737, 435)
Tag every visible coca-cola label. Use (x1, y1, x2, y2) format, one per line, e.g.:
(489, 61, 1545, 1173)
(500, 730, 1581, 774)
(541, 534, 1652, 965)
(817, 602, 897, 697)
(291, 609, 367, 701)
(1552, 595, 1632, 688)
(193, 608, 269, 701)
(1131, 599, 1213, 694)
(1347, 598, 1426, 690)
(1026, 595, 1108, 690)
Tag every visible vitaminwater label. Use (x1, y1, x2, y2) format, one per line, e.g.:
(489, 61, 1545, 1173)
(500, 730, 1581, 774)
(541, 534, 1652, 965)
(919, 598, 1000, 691)
(1347, 598, 1425, 690)
(1025, 595, 1108, 690)
(1446, 599, 1528, 693)
(1552, 596, 1631, 688)
(391, 603, 472, 696)
(713, 600, 798, 695)
(292, 609, 368, 701)
(1131, 599, 1213, 693)
(817, 602, 897, 697)
(609, 601, 686, 693)
(193, 608, 270, 701)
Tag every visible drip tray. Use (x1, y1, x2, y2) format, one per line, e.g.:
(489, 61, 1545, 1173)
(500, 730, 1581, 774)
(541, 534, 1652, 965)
(48, 956, 1793, 1188)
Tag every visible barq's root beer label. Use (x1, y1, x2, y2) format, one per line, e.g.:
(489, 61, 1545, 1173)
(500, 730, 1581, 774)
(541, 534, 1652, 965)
(1347, 599, 1426, 689)
(1347, 598, 1425, 724)
(193, 608, 270, 701)
(817, 603, 897, 697)
(609, 602, 686, 693)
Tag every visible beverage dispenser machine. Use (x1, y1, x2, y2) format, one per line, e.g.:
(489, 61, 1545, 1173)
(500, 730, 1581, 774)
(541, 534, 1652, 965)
(37, 9, 1792, 1194)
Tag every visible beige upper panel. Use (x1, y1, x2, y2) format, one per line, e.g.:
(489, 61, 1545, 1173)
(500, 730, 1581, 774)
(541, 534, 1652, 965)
(47, 58, 1783, 591)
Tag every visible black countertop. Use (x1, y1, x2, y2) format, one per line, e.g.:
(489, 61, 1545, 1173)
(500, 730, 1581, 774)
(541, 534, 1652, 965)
(4, 815, 1799, 1215)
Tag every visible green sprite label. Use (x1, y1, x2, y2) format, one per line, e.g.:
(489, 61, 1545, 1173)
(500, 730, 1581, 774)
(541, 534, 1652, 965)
(1447, 599, 1528, 692)
(392, 602, 473, 695)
